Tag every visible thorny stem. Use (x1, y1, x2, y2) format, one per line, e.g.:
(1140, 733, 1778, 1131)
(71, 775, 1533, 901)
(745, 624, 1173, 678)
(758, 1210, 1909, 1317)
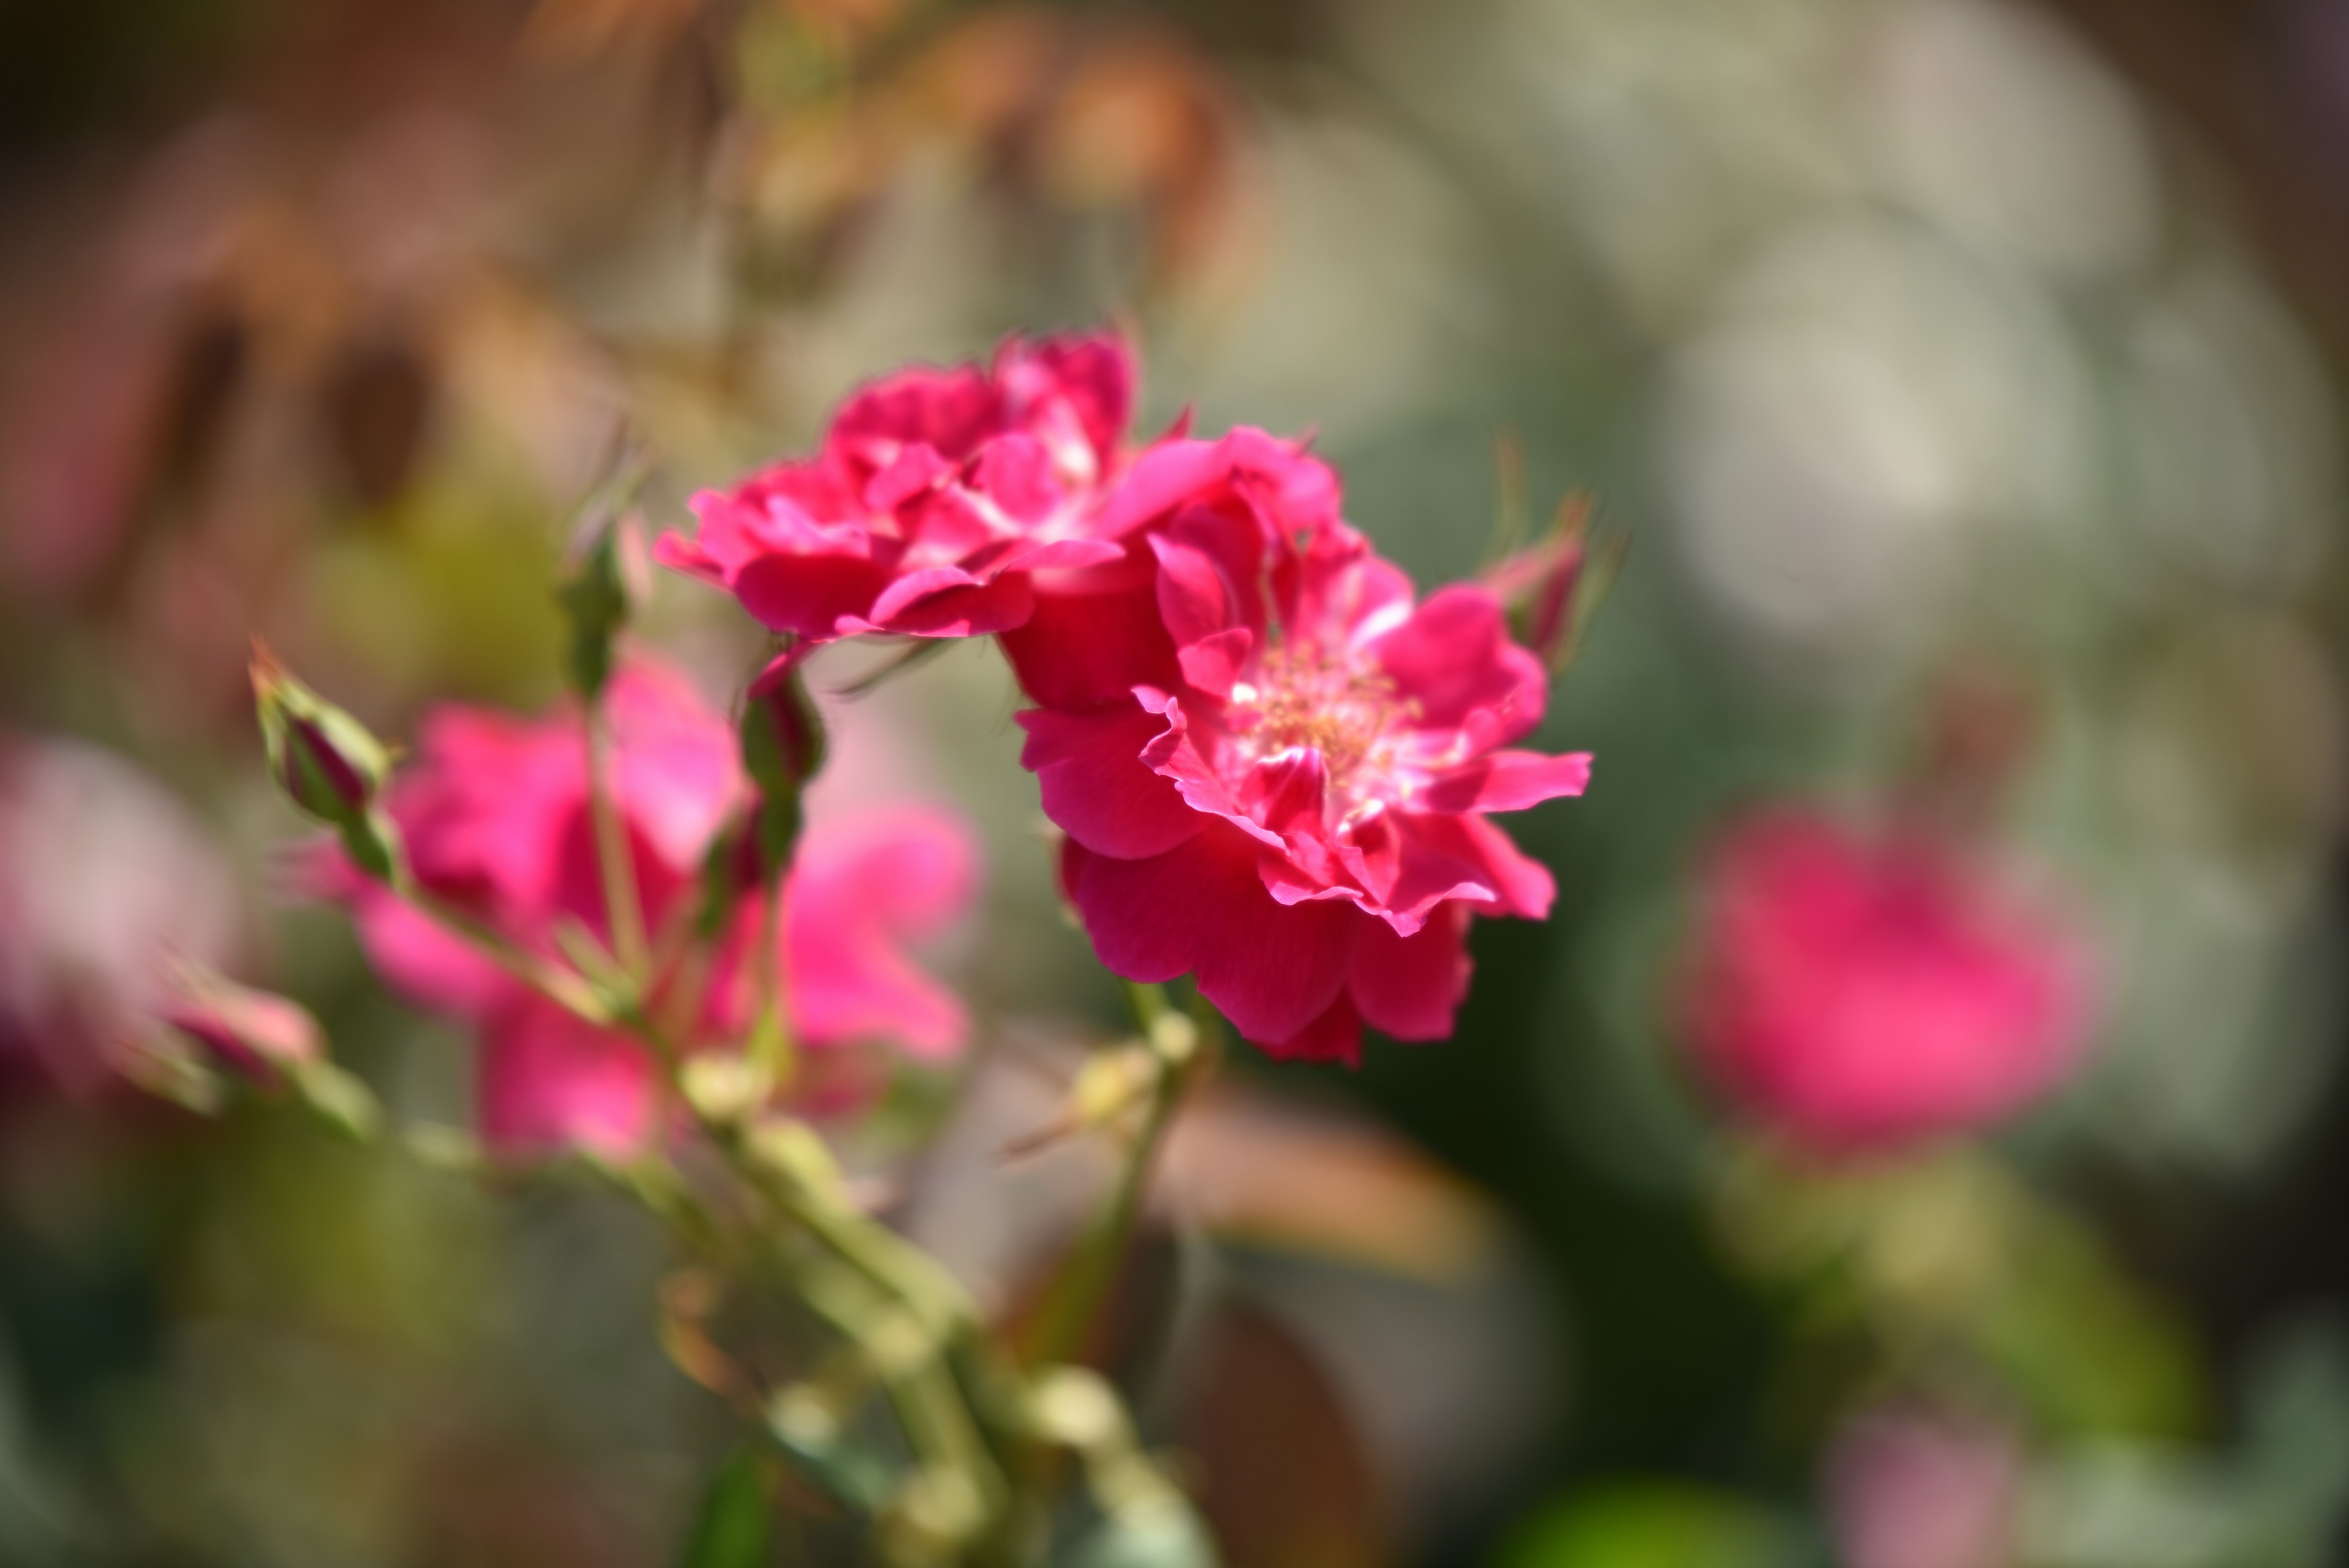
(1017, 982, 1206, 1370)
(584, 706, 651, 979)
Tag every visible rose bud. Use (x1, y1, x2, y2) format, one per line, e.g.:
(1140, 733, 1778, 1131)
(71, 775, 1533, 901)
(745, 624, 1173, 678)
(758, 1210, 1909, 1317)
(1482, 492, 1622, 673)
(250, 643, 400, 880)
(741, 644, 828, 795)
(556, 489, 649, 702)
(734, 644, 830, 886)
(159, 959, 324, 1089)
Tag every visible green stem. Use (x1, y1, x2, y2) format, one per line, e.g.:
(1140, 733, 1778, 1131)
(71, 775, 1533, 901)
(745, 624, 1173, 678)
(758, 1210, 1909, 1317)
(744, 878, 794, 1084)
(1017, 983, 1200, 1369)
(399, 879, 616, 1025)
(584, 707, 651, 979)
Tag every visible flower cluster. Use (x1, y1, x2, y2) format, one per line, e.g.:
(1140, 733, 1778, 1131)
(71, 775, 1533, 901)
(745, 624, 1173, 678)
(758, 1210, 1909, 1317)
(662, 330, 1594, 1063)
(322, 657, 975, 1156)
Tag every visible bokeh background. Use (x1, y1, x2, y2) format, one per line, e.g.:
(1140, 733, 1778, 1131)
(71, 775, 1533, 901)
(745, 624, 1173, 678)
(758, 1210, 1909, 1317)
(4, 0, 2349, 1564)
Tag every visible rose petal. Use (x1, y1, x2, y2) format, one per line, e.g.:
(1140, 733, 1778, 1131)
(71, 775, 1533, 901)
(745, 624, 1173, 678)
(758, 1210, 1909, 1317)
(1349, 902, 1472, 1041)
(1419, 751, 1594, 814)
(1019, 702, 1204, 858)
(480, 996, 658, 1157)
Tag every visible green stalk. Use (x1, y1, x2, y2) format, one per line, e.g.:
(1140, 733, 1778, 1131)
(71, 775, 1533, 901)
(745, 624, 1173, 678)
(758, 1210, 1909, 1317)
(585, 707, 651, 979)
(1017, 983, 1201, 1369)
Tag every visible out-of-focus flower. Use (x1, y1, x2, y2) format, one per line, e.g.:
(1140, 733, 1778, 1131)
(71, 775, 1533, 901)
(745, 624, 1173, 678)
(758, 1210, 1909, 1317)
(0, 737, 242, 1094)
(322, 655, 976, 1156)
(1679, 807, 2096, 1155)
(1023, 518, 1589, 1064)
(157, 960, 324, 1088)
(658, 333, 1138, 640)
(1825, 1406, 2022, 1568)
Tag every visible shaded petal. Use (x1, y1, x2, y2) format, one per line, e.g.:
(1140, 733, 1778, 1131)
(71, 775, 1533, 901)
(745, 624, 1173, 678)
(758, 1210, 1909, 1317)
(998, 537, 1126, 573)
(733, 552, 894, 638)
(1176, 626, 1253, 700)
(1419, 751, 1593, 814)
(1397, 812, 1555, 922)
(1349, 902, 1471, 1041)
(999, 559, 1182, 708)
(1135, 688, 1280, 848)
(1259, 992, 1362, 1066)
(1018, 702, 1204, 858)
(1071, 823, 1359, 1042)
(856, 571, 1034, 638)
(784, 807, 978, 1058)
(480, 997, 658, 1158)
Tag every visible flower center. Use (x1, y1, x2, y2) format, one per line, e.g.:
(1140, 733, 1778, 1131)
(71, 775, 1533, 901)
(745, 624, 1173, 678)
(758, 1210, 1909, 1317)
(1226, 639, 1416, 804)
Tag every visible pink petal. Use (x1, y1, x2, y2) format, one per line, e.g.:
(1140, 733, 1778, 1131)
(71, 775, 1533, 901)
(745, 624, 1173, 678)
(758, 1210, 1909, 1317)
(998, 537, 1126, 573)
(864, 444, 957, 511)
(1371, 585, 1548, 746)
(1000, 561, 1182, 708)
(1349, 902, 1472, 1040)
(858, 570, 1035, 637)
(733, 552, 894, 638)
(1258, 992, 1363, 1066)
(1419, 751, 1594, 814)
(1068, 823, 1358, 1042)
(651, 530, 725, 585)
(784, 807, 979, 1058)
(480, 996, 658, 1158)
(998, 333, 1135, 472)
(1135, 688, 1280, 849)
(1019, 702, 1204, 858)
(1400, 812, 1556, 921)
(1176, 627, 1253, 700)
(604, 659, 744, 871)
(350, 888, 515, 1019)
(831, 362, 1001, 465)
(1149, 508, 1263, 650)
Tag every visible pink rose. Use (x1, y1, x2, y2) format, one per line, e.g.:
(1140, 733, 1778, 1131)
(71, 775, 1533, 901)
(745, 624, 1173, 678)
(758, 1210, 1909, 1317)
(324, 656, 978, 1156)
(656, 333, 1139, 641)
(1679, 807, 2096, 1155)
(1020, 515, 1589, 1065)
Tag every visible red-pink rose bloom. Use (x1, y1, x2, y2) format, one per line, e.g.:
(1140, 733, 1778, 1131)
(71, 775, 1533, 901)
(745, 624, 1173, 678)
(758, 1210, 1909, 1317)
(325, 658, 977, 1157)
(656, 333, 1141, 641)
(1679, 808, 2096, 1154)
(1020, 514, 1591, 1065)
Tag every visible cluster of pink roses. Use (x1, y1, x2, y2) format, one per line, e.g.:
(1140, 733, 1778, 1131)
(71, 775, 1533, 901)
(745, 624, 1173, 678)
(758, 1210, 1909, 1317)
(273, 327, 2100, 1167)
(663, 331, 1594, 1065)
(315, 658, 975, 1156)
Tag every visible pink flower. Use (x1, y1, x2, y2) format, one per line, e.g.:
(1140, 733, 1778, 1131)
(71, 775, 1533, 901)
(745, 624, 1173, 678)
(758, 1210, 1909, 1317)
(0, 736, 243, 1096)
(1020, 518, 1590, 1064)
(326, 656, 978, 1157)
(656, 333, 1139, 641)
(1679, 808, 2096, 1155)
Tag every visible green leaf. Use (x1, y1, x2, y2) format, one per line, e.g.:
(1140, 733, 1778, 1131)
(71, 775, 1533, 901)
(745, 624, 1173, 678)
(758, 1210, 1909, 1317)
(681, 1447, 772, 1568)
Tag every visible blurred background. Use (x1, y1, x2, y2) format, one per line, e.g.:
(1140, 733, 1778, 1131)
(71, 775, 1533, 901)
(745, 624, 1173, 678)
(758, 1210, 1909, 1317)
(4, 0, 2349, 1564)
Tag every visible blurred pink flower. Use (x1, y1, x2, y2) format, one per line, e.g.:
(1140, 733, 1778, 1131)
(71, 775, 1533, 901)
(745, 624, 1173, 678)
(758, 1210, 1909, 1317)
(0, 737, 243, 1095)
(159, 960, 324, 1088)
(1827, 1407, 2022, 1568)
(326, 656, 978, 1156)
(1680, 808, 2096, 1155)
(1023, 518, 1589, 1064)
(657, 333, 1138, 639)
